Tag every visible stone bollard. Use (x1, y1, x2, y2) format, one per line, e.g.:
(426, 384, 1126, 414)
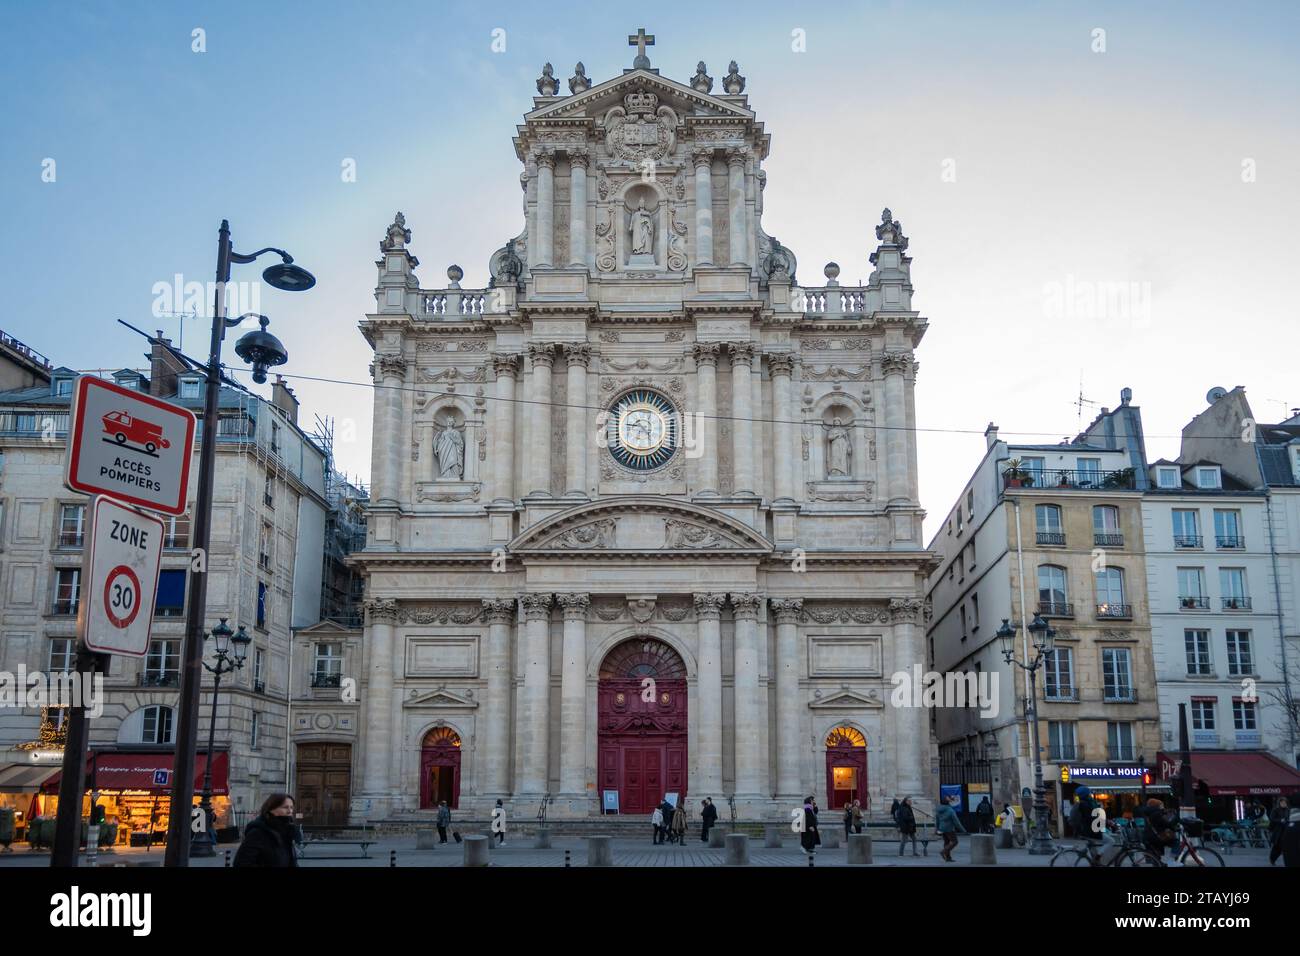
(822, 828, 840, 849)
(534, 827, 552, 849)
(764, 825, 784, 848)
(969, 833, 997, 865)
(708, 825, 729, 849)
(995, 829, 1013, 850)
(847, 833, 873, 864)
(416, 830, 438, 850)
(724, 833, 750, 866)
(586, 835, 613, 866)
(463, 834, 490, 867)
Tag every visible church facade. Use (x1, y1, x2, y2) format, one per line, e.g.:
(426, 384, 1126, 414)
(352, 34, 935, 822)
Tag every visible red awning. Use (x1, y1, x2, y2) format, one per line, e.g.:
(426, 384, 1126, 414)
(1173, 751, 1300, 797)
(41, 752, 228, 795)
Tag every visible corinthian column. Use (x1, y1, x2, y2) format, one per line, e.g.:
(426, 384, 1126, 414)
(881, 351, 913, 504)
(556, 593, 590, 797)
(730, 592, 763, 796)
(568, 153, 588, 267)
(563, 345, 591, 497)
(890, 597, 928, 794)
(481, 598, 517, 797)
(693, 593, 726, 796)
(769, 353, 795, 501)
(360, 599, 398, 802)
(491, 354, 519, 502)
(770, 599, 803, 799)
(372, 353, 407, 505)
(726, 149, 748, 267)
(730, 344, 755, 495)
(519, 593, 554, 795)
(693, 343, 720, 494)
(693, 147, 714, 266)
(527, 345, 554, 496)
(535, 149, 556, 268)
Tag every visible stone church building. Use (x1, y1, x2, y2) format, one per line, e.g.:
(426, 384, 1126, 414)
(351, 34, 934, 822)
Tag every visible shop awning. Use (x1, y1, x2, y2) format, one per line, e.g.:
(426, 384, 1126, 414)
(0, 763, 62, 792)
(40, 752, 228, 795)
(1174, 751, 1300, 797)
(1071, 782, 1172, 793)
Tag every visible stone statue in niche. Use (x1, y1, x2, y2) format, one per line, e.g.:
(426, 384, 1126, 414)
(434, 411, 465, 480)
(629, 198, 656, 256)
(826, 418, 853, 478)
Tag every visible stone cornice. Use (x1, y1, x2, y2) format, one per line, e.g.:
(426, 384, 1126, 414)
(684, 301, 764, 318)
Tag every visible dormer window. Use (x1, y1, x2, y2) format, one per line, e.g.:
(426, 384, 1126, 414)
(179, 377, 202, 400)
(53, 377, 74, 397)
(1196, 466, 1221, 490)
(1157, 466, 1180, 489)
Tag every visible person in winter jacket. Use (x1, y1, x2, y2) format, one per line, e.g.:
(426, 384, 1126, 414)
(1269, 793, 1300, 867)
(1070, 785, 1103, 844)
(1268, 797, 1290, 847)
(233, 793, 299, 868)
(671, 802, 687, 844)
(897, 797, 919, 856)
(700, 798, 718, 843)
(1138, 798, 1177, 860)
(890, 797, 901, 824)
(975, 797, 994, 834)
(491, 798, 507, 845)
(659, 798, 678, 843)
(800, 796, 821, 854)
(651, 805, 665, 844)
(436, 801, 451, 844)
(935, 798, 966, 862)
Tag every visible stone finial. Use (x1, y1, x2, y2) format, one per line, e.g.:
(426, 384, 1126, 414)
(870, 207, 909, 264)
(446, 264, 463, 288)
(762, 235, 796, 284)
(628, 28, 655, 69)
(569, 62, 591, 94)
(536, 62, 558, 96)
(824, 262, 841, 284)
(691, 60, 713, 93)
(381, 211, 411, 252)
(722, 60, 746, 94)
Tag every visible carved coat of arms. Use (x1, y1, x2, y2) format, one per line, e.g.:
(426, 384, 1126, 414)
(603, 91, 678, 163)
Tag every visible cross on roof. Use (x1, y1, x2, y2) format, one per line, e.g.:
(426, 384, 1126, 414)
(628, 28, 654, 68)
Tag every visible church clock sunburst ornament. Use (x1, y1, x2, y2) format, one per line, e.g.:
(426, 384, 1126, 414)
(607, 388, 679, 471)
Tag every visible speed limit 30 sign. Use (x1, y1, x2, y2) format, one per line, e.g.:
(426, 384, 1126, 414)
(81, 496, 165, 657)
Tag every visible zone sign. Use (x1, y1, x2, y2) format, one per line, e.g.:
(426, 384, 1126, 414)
(65, 375, 196, 516)
(81, 496, 165, 657)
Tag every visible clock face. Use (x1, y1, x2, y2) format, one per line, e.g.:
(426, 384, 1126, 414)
(608, 389, 678, 471)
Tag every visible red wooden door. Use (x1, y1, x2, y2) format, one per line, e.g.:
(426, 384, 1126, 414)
(825, 746, 867, 810)
(419, 728, 462, 809)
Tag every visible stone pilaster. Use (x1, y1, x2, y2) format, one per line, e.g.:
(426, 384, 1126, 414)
(726, 148, 748, 266)
(527, 345, 555, 496)
(692, 147, 714, 266)
(372, 353, 407, 505)
(730, 592, 763, 795)
(534, 149, 556, 268)
(770, 598, 803, 799)
(481, 598, 517, 796)
(519, 593, 554, 795)
(360, 599, 398, 804)
(491, 354, 519, 502)
(556, 592, 590, 796)
(693, 593, 726, 796)
(890, 597, 928, 794)
(729, 344, 755, 495)
(568, 153, 588, 267)
(693, 343, 720, 494)
(563, 345, 591, 497)
(769, 353, 795, 501)
(881, 351, 913, 505)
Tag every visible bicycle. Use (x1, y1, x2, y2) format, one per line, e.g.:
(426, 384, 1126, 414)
(1166, 820, 1225, 867)
(1048, 835, 1161, 867)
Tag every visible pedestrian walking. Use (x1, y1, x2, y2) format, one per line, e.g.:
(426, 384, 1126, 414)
(651, 805, 665, 844)
(436, 800, 451, 844)
(843, 802, 854, 840)
(935, 797, 966, 862)
(1269, 792, 1300, 867)
(975, 796, 993, 834)
(1268, 796, 1290, 848)
(851, 799, 864, 834)
(897, 797, 919, 857)
(660, 798, 677, 844)
(890, 797, 901, 825)
(232, 793, 299, 868)
(800, 796, 821, 854)
(700, 797, 718, 843)
(492, 798, 507, 846)
(671, 801, 687, 845)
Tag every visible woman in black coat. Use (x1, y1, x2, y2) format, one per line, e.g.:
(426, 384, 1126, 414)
(800, 797, 821, 853)
(233, 793, 299, 867)
(700, 798, 718, 843)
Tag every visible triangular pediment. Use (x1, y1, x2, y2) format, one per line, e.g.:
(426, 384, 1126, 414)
(404, 688, 478, 709)
(526, 69, 754, 123)
(809, 689, 885, 710)
(509, 496, 772, 556)
(294, 618, 358, 636)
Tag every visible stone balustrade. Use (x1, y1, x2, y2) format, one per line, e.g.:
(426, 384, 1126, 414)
(798, 286, 868, 315)
(421, 289, 489, 316)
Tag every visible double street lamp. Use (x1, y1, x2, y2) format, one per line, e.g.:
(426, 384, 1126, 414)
(190, 619, 251, 857)
(996, 613, 1057, 855)
(163, 221, 313, 866)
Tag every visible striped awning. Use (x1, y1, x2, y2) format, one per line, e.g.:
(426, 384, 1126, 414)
(0, 763, 62, 792)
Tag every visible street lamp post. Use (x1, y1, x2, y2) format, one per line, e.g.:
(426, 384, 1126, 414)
(163, 221, 312, 866)
(997, 614, 1057, 855)
(191, 619, 251, 857)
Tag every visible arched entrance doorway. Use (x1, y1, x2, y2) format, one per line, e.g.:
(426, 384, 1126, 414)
(825, 726, 867, 810)
(419, 727, 462, 809)
(597, 638, 688, 815)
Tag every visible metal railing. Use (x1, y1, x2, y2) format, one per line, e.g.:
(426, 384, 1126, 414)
(1094, 532, 1124, 547)
(137, 672, 180, 688)
(1179, 596, 1210, 610)
(1002, 467, 1136, 490)
(1038, 601, 1074, 618)
(1215, 535, 1244, 549)
(1222, 597, 1252, 610)
(1036, 532, 1066, 546)
(0, 329, 53, 368)
(311, 672, 342, 688)
(1095, 603, 1132, 619)
(1174, 535, 1203, 549)
(1102, 687, 1139, 703)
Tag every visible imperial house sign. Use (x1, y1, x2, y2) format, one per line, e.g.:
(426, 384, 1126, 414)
(351, 30, 936, 822)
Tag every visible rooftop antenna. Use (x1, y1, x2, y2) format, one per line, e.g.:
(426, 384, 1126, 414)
(1075, 371, 1103, 433)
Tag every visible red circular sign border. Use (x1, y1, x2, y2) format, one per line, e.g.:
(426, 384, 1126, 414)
(103, 565, 142, 629)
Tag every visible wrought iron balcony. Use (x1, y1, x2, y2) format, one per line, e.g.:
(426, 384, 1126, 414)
(1095, 603, 1132, 619)
(1002, 467, 1136, 491)
(311, 672, 342, 688)
(1043, 686, 1079, 703)
(137, 672, 180, 688)
(1179, 596, 1210, 610)
(1174, 535, 1203, 549)
(253, 679, 266, 694)
(57, 532, 85, 548)
(1094, 532, 1124, 547)
(1036, 532, 1066, 546)
(1037, 601, 1074, 618)
(1222, 597, 1252, 610)
(1103, 688, 1139, 703)
(1215, 535, 1244, 549)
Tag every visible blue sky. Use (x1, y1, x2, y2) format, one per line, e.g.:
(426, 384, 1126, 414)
(2, 1, 1297, 532)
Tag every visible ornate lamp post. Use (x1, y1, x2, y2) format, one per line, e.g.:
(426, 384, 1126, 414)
(191, 619, 251, 857)
(997, 614, 1057, 855)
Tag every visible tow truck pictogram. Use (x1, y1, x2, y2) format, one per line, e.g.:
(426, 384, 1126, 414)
(102, 410, 171, 455)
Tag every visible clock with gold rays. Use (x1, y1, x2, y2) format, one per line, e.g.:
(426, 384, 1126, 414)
(607, 388, 678, 471)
